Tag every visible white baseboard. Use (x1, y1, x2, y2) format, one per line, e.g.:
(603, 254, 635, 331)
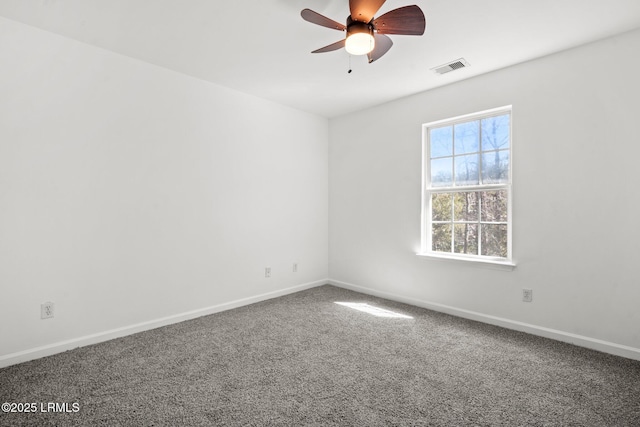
(0, 279, 328, 368)
(329, 279, 640, 361)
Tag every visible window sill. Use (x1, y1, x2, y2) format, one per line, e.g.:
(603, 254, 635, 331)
(416, 252, 516, 271)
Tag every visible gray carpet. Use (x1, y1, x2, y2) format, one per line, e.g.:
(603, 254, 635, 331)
(1, 284, 639, 426)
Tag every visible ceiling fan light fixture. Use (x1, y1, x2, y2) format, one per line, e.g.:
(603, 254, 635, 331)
(345, 21, 375, 55)
(345, 32, 375, 55)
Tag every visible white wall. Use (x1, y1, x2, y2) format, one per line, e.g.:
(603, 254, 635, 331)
(329, 28, 640, 357)
(0, 17, 328, 364)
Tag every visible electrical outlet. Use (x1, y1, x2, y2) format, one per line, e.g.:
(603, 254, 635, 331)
(41, 302, 55, 319)
(522, 289, 533, 302)
(265, 267, 271, 278)
(293, 263, 298, 273)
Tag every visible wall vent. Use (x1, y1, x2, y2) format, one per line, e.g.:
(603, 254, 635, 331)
(431, 58, 470, 75)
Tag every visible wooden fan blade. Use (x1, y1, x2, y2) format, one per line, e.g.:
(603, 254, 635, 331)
(312, 39, 346, 53)
(368, 33, 393, 63)
(349, 0, 386, 23)
(374, 5, 426, 35)
(301, 9, 346, 31)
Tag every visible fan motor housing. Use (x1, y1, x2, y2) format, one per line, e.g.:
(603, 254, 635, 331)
(346, 16, 374, 37)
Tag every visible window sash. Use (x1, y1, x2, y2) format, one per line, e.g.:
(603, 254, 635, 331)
(426, 187, 511, 259)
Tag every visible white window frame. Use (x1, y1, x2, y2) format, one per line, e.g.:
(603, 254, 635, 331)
(419, 106, 515, 269)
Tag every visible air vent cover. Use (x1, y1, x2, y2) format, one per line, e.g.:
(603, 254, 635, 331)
(431, 58, 470, 75)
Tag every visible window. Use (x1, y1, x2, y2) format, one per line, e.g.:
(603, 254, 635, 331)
(420, 106, 513, 266)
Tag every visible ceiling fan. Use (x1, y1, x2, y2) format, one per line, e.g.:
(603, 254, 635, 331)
(301, 0, 426, 63)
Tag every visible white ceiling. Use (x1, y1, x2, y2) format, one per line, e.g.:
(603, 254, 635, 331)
(2, 0, 640, 118)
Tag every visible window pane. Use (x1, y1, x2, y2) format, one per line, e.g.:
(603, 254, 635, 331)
(454, 121, 479, 154)
(432, 193, 452, 221)
(431, 158, 452, 187)
(454, 224, 478, 255)
(482, 150, 509, 184)
(453, 192, 479, 222)
(430, 126, 453, 158)
(481, 224, 507, 257)
(480, 190, 508, 222)
(481, 114, 510, 151)
(432, 224, 452, 252)
(455, 154, 479, 186)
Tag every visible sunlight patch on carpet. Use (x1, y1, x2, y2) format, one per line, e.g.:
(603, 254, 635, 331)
(334, 302, 413, 319)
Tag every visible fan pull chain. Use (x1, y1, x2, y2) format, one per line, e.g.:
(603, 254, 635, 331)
(348, 54, 352, 74)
